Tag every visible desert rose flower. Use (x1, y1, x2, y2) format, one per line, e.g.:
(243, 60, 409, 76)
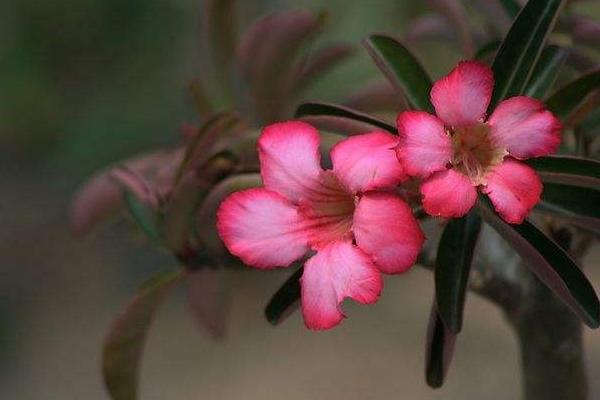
(217, 121, 425, 330)
(396, 61, 562, 224)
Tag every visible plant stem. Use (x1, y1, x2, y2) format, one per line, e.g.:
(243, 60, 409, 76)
(509, 274, 587, 400)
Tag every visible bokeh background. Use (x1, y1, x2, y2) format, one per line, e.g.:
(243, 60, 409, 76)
(2, 0, 600, 399)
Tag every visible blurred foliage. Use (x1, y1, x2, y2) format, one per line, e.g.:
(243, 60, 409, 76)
(0, 0, 432, 185)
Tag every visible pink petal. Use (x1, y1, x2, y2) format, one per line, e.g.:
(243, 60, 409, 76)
(301, 241, 382, 330)
(353, 192, 425, 274)
(488, 96, 562, 159)
(258, 121, 323, 202)
(431, 61, 494, 127)
(481, 159, 542, 224)
(216, 188, 309, 269)
(331, 131, 406, 193)
(396, 111, 453, 177)
(299, 172, 355, 250)
(421, 169, 477, 218)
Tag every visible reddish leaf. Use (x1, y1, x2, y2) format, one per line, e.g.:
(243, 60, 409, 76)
(103, 270, 183, 400)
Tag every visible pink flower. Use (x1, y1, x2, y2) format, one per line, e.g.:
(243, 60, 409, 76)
(396, 61, 562, 224)
(217, 121, 425, 330)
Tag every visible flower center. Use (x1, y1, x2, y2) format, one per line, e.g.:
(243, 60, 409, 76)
(451, 123, 505, 185)
(299, 171, 355, 249)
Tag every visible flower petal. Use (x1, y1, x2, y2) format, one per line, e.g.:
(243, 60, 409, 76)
(421, 169, 477, 218)
(331, 131, 406, 193)
(258, 121, 323, 202)
(488, 96, 562, 159)
(431, 61, 494, 127)
(217, 188, 309, 269)
(482, 159, 542, 224)
(353, 192, 425, 274)
(301, 241, 382, 330)
(396, 111, 452, 178)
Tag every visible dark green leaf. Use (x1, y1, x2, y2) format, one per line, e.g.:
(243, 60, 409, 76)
(540, 183, 600, 219)
(363, 35, 434, 112)
(490, 0, 565, 109)
(103, 270, 183, 400)
(265, 267, 303, 325)
(478, 199, 600, 328)
(425, 301, 457, 388)
(546, 69, 600, 122)
(295, 102, 396, 134)
(526, 155, 600, 190)
(525, 45, 569, 99)
(435, 213, 482, 333)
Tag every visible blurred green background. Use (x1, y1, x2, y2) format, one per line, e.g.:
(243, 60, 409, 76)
(1, 0, 600, 399)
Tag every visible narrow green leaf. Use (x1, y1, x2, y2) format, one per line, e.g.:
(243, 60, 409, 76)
(546, 69, 600, 122)
(539, 183, 600, 219)
(478, 199, 600, 328)
(525, 45, 569, 99)
(435, 213, 482, 333)
(363, 34, 434, 112)
(103, 270, 183, 400)
(265, 267, 303, 325)
(490, 0, 565, 109)
(526, 155, 600, 190)
(425, 301, 457, 388)
(295, 102, 396, 134)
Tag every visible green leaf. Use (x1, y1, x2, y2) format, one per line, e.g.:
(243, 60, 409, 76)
(478, 199, 600, 329)
(103, 270, 183, 400)
(435, 213, 482, 333)
(546, 69, 600, 122)
(425, 301, 457, 388)
(363, 34, 434, 112)
(526, 155, 600, 190)
(265, 267, 303, 325)
(295, 102, 396, 134)
(123, 190, 160, 243)
(525, 45, 569, 99)
(499, 0, 521, 19)
(539, 183, 600, 219)
(490, 0, 565, 109)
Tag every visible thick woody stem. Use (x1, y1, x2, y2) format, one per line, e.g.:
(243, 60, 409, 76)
(420, 223, 590, 400)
